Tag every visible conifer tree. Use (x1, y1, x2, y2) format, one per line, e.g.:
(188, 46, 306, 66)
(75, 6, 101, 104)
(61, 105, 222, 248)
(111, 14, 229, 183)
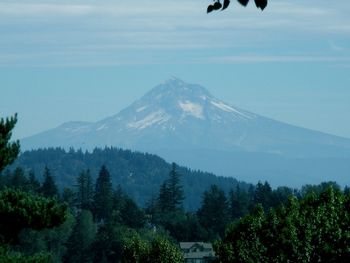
(0, 188, 67, 243)
(28, 170, 40, 193)
(64, 209, 96, 263)
(10, 167, 28, 190)
(229, 184, 249, 220)
(166, 163, 184, 211)
(93, 165, 113, 222)
(197, 185, 230, 238)
(40, 166, 59, 198)
(0, 114, 20, 172)
(76, 169, 94, 210)
(253, 181, 272, 212)
(158, 182, 171, 212)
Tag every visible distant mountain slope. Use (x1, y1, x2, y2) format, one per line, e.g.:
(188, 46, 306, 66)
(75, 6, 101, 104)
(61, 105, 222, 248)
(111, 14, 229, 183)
(21, 78, 350, 186)
(11, 147, 247, 211)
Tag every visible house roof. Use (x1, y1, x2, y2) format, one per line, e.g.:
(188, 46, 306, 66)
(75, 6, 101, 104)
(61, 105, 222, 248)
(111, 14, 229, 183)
(179, 242, 213, 250)
(183, 251, 215, 259)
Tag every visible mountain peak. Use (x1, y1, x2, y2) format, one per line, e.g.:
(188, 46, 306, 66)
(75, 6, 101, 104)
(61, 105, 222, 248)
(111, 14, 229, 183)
(163, 76, 186, 85)
(145, 77, 213, 102)
(20, 78, 350, 187)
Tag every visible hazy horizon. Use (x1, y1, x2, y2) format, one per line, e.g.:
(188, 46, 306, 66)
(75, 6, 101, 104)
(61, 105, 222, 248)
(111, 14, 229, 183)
(2, 0, 350, 140)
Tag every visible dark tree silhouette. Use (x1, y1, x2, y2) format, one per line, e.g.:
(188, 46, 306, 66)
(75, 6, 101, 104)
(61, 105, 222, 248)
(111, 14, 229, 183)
(207, 0, 268, 13)
(93, 165, 113, 222)
(0, 114, 20, 172)
(40, 166, 59, 198)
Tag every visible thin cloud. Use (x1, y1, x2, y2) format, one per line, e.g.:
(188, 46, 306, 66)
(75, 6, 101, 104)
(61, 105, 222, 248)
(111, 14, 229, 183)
(1, 0, 350, 67)
(206, 55, 350, 64)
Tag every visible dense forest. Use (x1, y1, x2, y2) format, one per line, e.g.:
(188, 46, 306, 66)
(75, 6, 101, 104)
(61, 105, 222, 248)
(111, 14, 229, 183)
(9, 147, 253, 211)
(1, 115, 350, 262)
(2, 160, 348, 262)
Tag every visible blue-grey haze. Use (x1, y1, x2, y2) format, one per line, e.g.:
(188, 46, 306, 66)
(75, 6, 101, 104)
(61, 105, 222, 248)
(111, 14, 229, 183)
(1, 0, 350, 141)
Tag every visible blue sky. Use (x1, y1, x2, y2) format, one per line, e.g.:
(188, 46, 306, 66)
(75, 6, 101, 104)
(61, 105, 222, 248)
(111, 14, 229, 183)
(1, 0, 350, 140)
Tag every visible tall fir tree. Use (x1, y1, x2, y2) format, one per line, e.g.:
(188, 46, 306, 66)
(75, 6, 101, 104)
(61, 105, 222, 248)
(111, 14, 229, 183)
(76, 169, 94, 210)
(166, 163, 184, 211)
(197, 185, 230, 238)
(28, 170, 41, 193)
(93, 165, 113, 223)
(40, 166, 59, 198)
(157, 182, 171, 212)
(0, 114, 20, 172)
(253, 181, 272, 212)
(64, 209, 96, 263)
(229, 184, 249, 220)
(10, 167, 28, 190)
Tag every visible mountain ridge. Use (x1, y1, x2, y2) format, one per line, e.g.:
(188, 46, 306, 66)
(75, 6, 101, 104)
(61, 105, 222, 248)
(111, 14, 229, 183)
(21, 78, 350, 186)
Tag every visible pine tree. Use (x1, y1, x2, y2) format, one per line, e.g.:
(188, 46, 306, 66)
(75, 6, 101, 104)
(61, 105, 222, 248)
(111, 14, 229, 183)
(93, 165, 113, 223)
(229, 184, 249, 220)
(62, 187, 76, 210)
(253, 181, 272, 212)
(28, 170, 40, 193)
(0, 188, 67, 243)
(40, 166, 59, 198)
(76, 169, 94, 210)
(10, 167, 28, 190)
(197, 185, 230, 238)
(64, 209, 96, 263)
(157, 182, 171, 212)
(0, 114, 20, 172)
(166, 163, 184, 211)
(120, 197, 145, 229)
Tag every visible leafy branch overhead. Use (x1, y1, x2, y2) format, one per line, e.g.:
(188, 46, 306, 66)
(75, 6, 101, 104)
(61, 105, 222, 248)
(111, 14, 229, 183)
(207, 0, 268, 13)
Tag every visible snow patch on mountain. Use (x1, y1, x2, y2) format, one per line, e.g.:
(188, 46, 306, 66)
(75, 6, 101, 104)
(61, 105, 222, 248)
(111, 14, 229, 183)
(127, 110, 170, 129)
(211, 100, 252, 119)
(96, 124, 108, 131)
(178, 101, 204, 119)
(136, 106, 148, 112)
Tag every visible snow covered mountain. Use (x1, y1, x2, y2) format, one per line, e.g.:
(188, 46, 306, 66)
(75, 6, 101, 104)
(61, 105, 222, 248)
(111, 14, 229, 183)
(21, 77, 350, 186)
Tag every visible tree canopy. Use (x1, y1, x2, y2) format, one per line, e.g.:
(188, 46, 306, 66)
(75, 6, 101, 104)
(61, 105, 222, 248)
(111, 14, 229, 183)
(0, 188, 67, 243)
(215, 186, 350, 262)
(0, 114, 20, 172)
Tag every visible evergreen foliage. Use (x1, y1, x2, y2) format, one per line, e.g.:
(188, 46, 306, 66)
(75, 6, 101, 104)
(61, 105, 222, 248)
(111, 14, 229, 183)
(19, 212, 75, 262)
(166, 163, 184, 211)
(93, 165, 113, 222)
(229, 184, 249, 220)
(197, 185, 230, 239)
(28, 170, 40, 193)
(40, 166, 59, 198)
(156, 163, 184, 213)
(3, 116, 349, 261)
(12, 147, 246, 211)
(253, 181, 273, 213)
(0, 188, 67, 243)
(10, 167, 28, 190)
(0, 245, 51, 263)
(0, 114, 20, 172)
(75, 169, 94, 210)
(64, 210, 95, 263)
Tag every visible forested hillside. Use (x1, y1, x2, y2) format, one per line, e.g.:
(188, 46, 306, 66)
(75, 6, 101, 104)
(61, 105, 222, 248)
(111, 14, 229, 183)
(9, 147, 250, 210)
